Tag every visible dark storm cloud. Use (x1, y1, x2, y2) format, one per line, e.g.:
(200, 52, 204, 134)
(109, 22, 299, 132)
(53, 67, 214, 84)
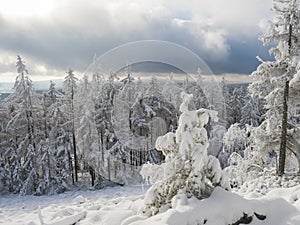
(207, 38, 275, 75)
(0, 0, 273, 81)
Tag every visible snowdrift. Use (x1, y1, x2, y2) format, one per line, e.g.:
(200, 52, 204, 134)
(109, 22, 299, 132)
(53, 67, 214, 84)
(1, 185, 300, 225)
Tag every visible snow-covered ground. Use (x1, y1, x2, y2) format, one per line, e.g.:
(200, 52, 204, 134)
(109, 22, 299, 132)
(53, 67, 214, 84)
(1, 181, 300, 225)
(0, 185, 147, 225)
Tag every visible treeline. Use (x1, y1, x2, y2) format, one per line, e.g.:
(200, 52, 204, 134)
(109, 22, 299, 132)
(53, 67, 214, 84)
(0, 53, 261, 195)
(0, 56, 204, 194)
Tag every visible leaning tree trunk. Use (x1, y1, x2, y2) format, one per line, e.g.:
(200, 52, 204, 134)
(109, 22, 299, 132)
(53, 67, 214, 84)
(278, 21, 293, 176)
(278, 80, 289, 176)
(72, 131, 78, 182)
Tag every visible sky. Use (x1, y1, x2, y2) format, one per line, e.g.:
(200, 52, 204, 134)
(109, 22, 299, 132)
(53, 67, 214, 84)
(0, 0, 274, 83)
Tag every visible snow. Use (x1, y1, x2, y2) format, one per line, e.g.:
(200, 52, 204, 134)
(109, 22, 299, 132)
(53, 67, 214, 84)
(131, 187, 299, 225)
(0, 185, 145, 225)
(1, 184, 300, 225)
(139, 92, 230, 216)
(1, 90, 300, 225)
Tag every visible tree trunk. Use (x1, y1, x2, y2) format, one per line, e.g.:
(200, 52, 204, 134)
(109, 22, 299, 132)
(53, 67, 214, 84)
(114, 161, 117, 178)
(89, 166, 95, 186)
(278, 20, 293, 176)
(108, 156, 111, 181)
(278, 80, 289, 176)
(71, 86, 78, 183)
(72, 131, 78, 182)
(68, 148, 74, 184)
(101, 131, 104, 162)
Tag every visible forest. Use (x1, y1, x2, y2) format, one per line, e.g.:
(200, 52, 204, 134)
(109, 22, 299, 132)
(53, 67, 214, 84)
(1, 0, 300, 224)
(0, 0, 299, 199)
(0, 55, 251, 194)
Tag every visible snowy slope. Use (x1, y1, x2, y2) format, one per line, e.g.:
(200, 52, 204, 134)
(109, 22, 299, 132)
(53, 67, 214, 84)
(1, 184, 300, 225)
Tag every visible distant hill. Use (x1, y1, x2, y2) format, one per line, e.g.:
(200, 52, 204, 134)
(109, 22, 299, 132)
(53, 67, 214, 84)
(0, 79, 63, 100)
(0, 79, 63, 93)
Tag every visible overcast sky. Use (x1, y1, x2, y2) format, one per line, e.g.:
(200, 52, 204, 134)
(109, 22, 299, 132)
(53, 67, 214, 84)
(0, 0, 274, 82)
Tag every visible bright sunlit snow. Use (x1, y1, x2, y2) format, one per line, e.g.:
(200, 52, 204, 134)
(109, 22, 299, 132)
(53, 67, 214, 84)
(1, 183, 300, 225)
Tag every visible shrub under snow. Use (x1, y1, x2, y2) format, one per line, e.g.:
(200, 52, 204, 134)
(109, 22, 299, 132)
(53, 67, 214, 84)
(141, 92, 230, 216)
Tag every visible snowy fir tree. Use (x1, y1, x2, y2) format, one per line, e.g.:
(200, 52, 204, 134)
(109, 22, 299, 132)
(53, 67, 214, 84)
(76, 75, 102, 186)
(249, 0, 300, 175)
(145, 75, 163, 99)
(183, 73, 209, 111)
(222, 124, 249, 165)
(162, 73, 182, 110)
(142, 92, 229, 216)
(94, 71, 116, 155)
(42, 81, 72, 193)
(0, 58, 74, 195)
(227, 88, 242, 125)
(240, 94, 263, 128)
(0, 99, 10, 192)
(4, 55, 42, 194)
(63, 68, 79, 183)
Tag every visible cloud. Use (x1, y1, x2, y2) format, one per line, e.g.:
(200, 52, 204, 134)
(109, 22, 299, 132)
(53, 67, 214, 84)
(0, 49, 66, 82)
(169, 0, 273, 34)
(0, 0, 274, 82)
(170, 19, 230, 61)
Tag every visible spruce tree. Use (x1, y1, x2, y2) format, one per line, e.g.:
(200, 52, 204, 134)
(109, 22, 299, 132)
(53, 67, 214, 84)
(5, 55, 41, 194)
(250, 0, 300, 175)
(63, 69, 79, 182)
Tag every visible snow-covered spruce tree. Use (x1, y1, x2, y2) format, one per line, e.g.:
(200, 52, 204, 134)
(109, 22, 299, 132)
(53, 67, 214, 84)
(0, 103, 8, 192)
(76, 75, 101, 186)
(142, 92, 230, 216)
(227, 88, 242, 126)
(35, 139, 53, 195)
(240, 94, 263, 128)
(183, 73, 209, 111)
(94, 71, 116, 149)
(222, 124, 248, 164)
(92, 72, 117, 183)
(288, 63, 300, 172)
(0, 154, 5, 192)
(63, 68, 79, 183)
(162, 73, 182, 110)
(39, 81, 71, 194)
(5, 55, 41, 194)
(184, 74, 225, 158)
(0, 100, 10, 192)
(249, 0, 300, 175)
(42, 81, 63, 139)
(145, 75, 163, 99)
(7, 56, 38, 148)
(47, 103, 72, 193)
